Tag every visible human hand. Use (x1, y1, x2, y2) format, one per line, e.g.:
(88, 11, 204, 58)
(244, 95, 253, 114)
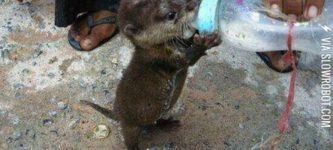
(266, 0, 325, 21)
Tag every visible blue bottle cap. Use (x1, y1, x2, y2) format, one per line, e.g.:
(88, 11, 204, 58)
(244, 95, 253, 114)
(195, 0, 221, 33)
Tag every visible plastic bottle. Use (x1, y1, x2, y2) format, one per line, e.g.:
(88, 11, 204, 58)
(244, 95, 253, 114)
(195, 0, 333, 55)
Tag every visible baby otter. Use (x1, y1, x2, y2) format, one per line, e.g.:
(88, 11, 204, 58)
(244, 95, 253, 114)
(82, 0, 221, 149)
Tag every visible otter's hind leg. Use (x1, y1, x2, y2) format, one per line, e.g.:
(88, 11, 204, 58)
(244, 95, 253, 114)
(157, 69, 188, 127)
(121, 123, 142, 150)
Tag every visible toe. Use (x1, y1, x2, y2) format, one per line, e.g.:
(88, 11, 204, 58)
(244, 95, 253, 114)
(80, 33, 102, 51)
(69, 18, 90, 42)
(80, 23, 116, 51)
(263, 51, 293, 72)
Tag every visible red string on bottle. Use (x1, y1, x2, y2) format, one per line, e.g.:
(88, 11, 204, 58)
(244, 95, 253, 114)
(277, 20, 297, 134)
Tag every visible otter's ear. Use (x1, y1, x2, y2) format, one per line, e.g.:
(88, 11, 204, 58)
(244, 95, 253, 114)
(123, 24, 139, 36)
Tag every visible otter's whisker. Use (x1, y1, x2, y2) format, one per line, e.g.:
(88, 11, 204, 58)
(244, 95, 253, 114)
(176, 37, 190, 48)
(171, 38, 178, 48)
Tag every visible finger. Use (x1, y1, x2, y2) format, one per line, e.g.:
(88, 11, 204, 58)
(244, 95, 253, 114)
(265, 0, 283, 18)
(267, 0, 283, 13)
(304, 0, 325, 19)
(283, 0, 304, 17)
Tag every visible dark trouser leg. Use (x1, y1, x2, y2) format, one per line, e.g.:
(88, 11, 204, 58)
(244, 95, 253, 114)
(55, 0, 120, 27)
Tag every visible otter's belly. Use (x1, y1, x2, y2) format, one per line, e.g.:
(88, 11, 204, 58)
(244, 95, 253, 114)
(118, 70, 186, 126)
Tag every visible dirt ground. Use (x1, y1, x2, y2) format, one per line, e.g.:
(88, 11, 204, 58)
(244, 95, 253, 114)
(0, 1, 332, 150)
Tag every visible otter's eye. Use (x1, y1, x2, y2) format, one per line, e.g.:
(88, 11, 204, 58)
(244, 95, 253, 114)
(166, 12, 177, 21)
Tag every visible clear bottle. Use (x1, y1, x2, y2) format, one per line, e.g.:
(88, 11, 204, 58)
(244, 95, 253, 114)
(195, 0, 333, 55)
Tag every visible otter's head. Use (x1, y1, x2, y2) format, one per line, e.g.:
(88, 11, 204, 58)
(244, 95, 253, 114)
(118, 0, 198, 49)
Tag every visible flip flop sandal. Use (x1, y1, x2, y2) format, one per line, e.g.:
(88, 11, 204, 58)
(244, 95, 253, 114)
(256, 51, 300, 73)
(68, 12, 118, 51)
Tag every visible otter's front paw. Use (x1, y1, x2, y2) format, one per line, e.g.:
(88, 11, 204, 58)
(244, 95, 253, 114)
(193, 32, 221, 50)
(184, 33, 221, 66)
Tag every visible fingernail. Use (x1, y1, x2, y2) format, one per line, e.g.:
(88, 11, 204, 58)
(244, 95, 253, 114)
(271, 4, 280, 13)
(308, 5, 318, 18)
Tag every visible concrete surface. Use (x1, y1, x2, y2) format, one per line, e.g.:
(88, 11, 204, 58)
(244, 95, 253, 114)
(0, 1, 332, 150)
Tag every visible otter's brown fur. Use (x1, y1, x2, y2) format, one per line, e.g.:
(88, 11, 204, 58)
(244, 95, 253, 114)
(82, 0, 221, 149)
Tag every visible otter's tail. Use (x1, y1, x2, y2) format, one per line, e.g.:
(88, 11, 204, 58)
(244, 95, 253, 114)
(80, 100, 118, 121)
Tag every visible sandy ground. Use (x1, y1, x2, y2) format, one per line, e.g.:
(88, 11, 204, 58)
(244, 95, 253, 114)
(0, 1, 332, 150)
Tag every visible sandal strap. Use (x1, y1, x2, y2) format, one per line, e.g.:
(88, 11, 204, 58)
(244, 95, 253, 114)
(87, 15, 117, 28)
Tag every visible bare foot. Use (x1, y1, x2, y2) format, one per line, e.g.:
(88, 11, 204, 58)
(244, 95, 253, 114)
(257, 51, 300, 73)
(69, 10, 118, 51)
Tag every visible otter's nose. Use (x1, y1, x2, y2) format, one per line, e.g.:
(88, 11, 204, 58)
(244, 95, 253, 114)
(186, 1, 197, 11)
